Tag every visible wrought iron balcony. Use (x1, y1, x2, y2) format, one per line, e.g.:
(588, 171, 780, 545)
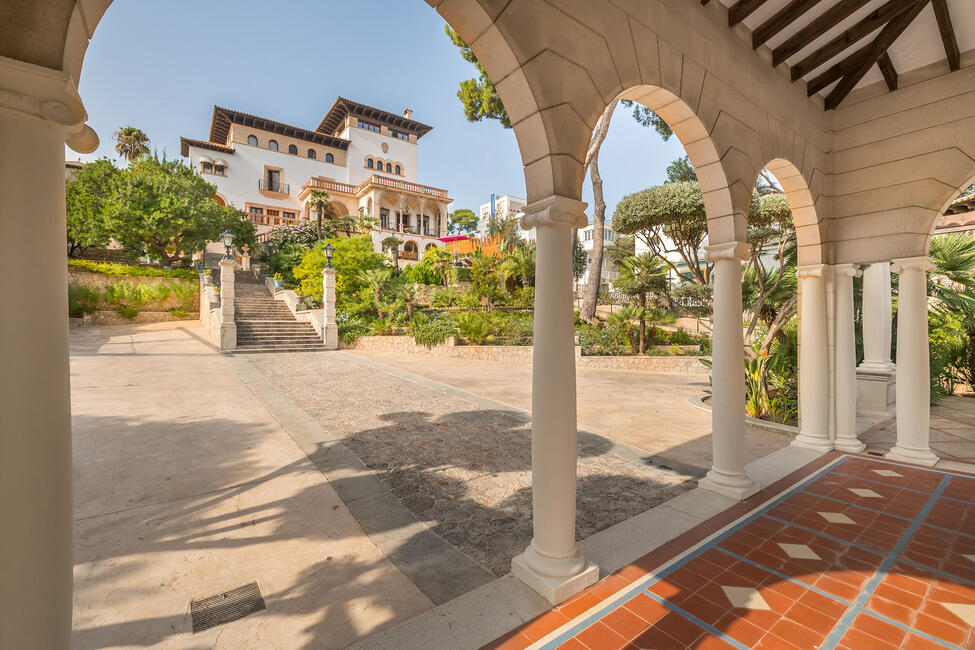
(258, 179, 289, 194)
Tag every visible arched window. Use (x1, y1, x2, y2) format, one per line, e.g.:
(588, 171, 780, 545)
(247, 135, 258, 146)
(268, 140, 278, 151)
(367, 159, 374, 169)
(395, 165, 401, 175)
(325, 153, 334, 163)
(307, 149, 316, 159)
(386, 163, 392, 173)
(288, 144, 298, 155)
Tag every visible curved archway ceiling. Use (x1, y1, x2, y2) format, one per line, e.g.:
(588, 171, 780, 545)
(706, 0, 972, 109)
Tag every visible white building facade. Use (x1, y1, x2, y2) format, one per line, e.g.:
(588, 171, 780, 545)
(578, 224, 618, 290)
(180, 99, 451, 265)
(478, 194, 536, 241)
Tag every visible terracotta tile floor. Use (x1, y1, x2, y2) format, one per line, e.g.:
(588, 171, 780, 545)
(485, 455, 975, 650)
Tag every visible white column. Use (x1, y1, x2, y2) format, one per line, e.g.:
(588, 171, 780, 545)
(794, 264, 832, 451)
(511, 195, 598, 604)
(833, 264, 865, 452)
(887, 257, 938, 466)
(699, 242, 759, 500)
(859, 262, 894, 372)
(322, 266, 338, 349)
(0, 58, 98, 650)
(219, 258, 236, 351)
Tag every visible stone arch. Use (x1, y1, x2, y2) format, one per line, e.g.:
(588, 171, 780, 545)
(763, 159, 826, 266)
(404, 197, 422, 214)
(925, 170, 975, 253)
(213, 193, 227, 207)
(330, 200, 353, 218)
(425, 242, 438, 251)
(378, 192, 400, 210)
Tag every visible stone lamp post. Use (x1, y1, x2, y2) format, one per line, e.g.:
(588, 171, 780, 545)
(322, 243, 338, 350)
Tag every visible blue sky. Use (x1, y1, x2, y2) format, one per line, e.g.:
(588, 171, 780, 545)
(73, 0, 687, 222)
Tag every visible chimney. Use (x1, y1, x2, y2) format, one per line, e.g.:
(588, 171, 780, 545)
(403, 108, 413, 120)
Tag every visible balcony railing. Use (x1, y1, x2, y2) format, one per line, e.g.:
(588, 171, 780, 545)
(307, 177, 357, 194)
(258, 179, 289, 194)
(361, 174, 447, 199)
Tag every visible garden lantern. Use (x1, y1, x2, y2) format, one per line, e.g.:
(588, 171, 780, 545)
(220, 230, 235, 260)
(323, 242, 335, 269)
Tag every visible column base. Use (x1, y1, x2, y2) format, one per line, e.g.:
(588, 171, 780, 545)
(791, 432, 834, 452)
(856, 370, 896, 419)
(511, 548, 599, 605)
(834, 438, 866, 453)
(219, 322, 237, 351)
(698, 469, 759, 501)
(886, 445, 939, 467)
(323, 323, 338, 350)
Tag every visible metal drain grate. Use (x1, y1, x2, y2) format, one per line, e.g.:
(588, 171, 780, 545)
(190, 582, 266, 633)
(864, 448, 886, 457)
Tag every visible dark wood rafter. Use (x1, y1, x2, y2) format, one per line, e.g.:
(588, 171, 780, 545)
(824, 1, 930, 109)
(932, 0, 960, 71)
(771, 0, 872, 66)
(791, 0, 925, 81)
(753, 0, 825, 50)
(806, 40, 874, 95)
(729, 0, 770, 27)
(878, 52, 898, 91)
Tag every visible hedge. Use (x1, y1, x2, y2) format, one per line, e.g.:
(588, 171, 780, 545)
(68, 259, 197, 280)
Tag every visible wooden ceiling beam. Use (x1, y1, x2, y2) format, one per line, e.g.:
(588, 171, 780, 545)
(806, 41, 873, 95)
(729, 0, 770, 27)
(772, 0, 871, 66)
(790, 0, 924, 81)
(824, 1, 929, 110)
(932, 0, 960, 71)
(753, 0, 825, 50)
(878, 52, 898, 90)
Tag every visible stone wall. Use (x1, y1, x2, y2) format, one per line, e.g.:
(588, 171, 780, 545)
(69, 270, 200, 310)
(77, 310, 199, 326)
(577, 355, 711, 375)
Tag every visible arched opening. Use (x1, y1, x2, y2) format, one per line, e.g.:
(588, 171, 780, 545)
(307, 148, 316, 159)
(325, 153, 334, 163)
(288, 144, 298, 155)
(267, 139, 278, 151)
(247, 134, 258, 146)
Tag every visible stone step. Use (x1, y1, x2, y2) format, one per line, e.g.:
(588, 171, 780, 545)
(231, 345, 330, 353)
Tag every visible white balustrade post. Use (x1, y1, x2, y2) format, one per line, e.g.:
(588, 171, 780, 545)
(833, 264, 865, 452)
(323, 267, 338, 349)
(887, 257, 939, 466)
(219, 258, 236, 351)
(699, 242, 759, 500)
(511, 195, 598, 604)
(794, 264, 832, 451)
(0, 57, 99, 650)
(860, 262, 895, 372)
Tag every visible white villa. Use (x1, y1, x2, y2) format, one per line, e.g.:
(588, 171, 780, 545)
(578, 224, 618, 290)
(478, 194, 535, 241)
(180, 98, 451, 263)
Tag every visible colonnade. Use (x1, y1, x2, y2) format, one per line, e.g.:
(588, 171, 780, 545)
(514, 194, 940, 603)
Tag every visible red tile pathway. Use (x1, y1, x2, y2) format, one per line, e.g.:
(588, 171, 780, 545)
(484, 455, 975, 649)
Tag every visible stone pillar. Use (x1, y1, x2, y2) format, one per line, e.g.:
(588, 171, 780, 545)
(219, 258, 236, 351)
(857, 262, 896, 418)
(794, 264, 832, 451)
(887, 257, 938, 466)
(241, 244, 251, 271)
(699, 242, 758, 500)
(0, 58, 98, 650)
(322, 267, 338, 349)
(833, 264, 865, 452)
(511, 195, 598, 604)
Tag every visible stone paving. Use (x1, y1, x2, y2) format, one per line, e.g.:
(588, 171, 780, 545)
(861, 396, 975, 464)
(244, 351, 699, 578)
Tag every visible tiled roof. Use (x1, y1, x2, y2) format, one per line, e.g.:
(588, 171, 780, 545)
(180, 137, 235, 157)
(206, 106, 351, 151)
(316, 97, 433, 138)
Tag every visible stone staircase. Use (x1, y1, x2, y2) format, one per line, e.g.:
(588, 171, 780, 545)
(223, 270, 327, 353)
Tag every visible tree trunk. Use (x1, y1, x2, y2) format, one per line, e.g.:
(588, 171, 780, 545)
(316, 213, 322, 238)
(580, 100, 618, 323)
(638, 293, 647, 354)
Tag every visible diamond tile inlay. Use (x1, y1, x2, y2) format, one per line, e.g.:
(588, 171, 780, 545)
(849, 488, 882, 498)
(819, 511, 856, 524)
(964, 554, 975, 564)
(778, 543, 822, 560)
(872, 469, 902, 478)
(721, 586, 771, 610)
(942, 603, 975, 627)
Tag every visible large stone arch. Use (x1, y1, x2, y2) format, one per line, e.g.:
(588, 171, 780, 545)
(764, 158, 827, 266)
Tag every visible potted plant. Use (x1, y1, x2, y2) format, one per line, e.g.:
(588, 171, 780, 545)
(273, 273, 283, 288)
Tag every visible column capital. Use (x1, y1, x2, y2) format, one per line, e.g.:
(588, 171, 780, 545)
(520, 195, 588, 230)
(704, 241, 748, 262)
(832, 263, 861, 278)
(797, 263, 827, 279)
(891, 256, 934, 274)
(0, 57, 98, 153)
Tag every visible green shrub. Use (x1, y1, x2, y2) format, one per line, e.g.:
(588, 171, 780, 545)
(699, 337, 712, 355)
(431, 287, 460, 308)
(69, 259, 196, 280)
(455, 312, 491, 344)
(409, 312, 455, 349)
(168, 308, 189, 318)
(458, 290, 482, 310)
(116, 305, 139, 319)
(68, 285, 100, 317)
(577, 322, 630, 356)
(337, 313, 370, 344)
(451, 266, 472, 284)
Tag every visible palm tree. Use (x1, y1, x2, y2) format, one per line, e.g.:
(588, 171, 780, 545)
(358, 268, 392, 318)
(607, 305, 644, 353)
(307, 190, 333, 238)
(396, 281, 422, 320)
(382, 235, 403, 267)
(357, 215, 379, 234)
(113, 126, 150, 163)
(428, 247, 454, 286)
(616, 253, 668, 352)
(929, 233, 975, 389)
(500, 242, 536, 288)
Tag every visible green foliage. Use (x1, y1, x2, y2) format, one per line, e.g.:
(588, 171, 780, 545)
(113, 126, 150, 162)
(105, 155, 255, 265)
(409, 312, 456, 349)
(451, 266, 472, 284)
(293, 236, 386, 308)
(116, 305, 140, 319)
(168, 308, 189, 318)
(485, 212, 522, 251)
(573, 237, 587, 281)
(445, 26, 511, 128)
(618, 100, 673, 140)
(665, 156, 697, 183)
(469, 251, 503, 301)
(605, 234, 636, 269)
(454, 311, 491, 344)
(577, 322, 631, 356)
(431, 287, 461, 308)
(448, 208, 479, 234)
(68, 259, 197, 279)
(67, 285, 100, 317)
(500, 242, 535, 289)
(66, 158, 120, 256)
(337, 313, 371, 344)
